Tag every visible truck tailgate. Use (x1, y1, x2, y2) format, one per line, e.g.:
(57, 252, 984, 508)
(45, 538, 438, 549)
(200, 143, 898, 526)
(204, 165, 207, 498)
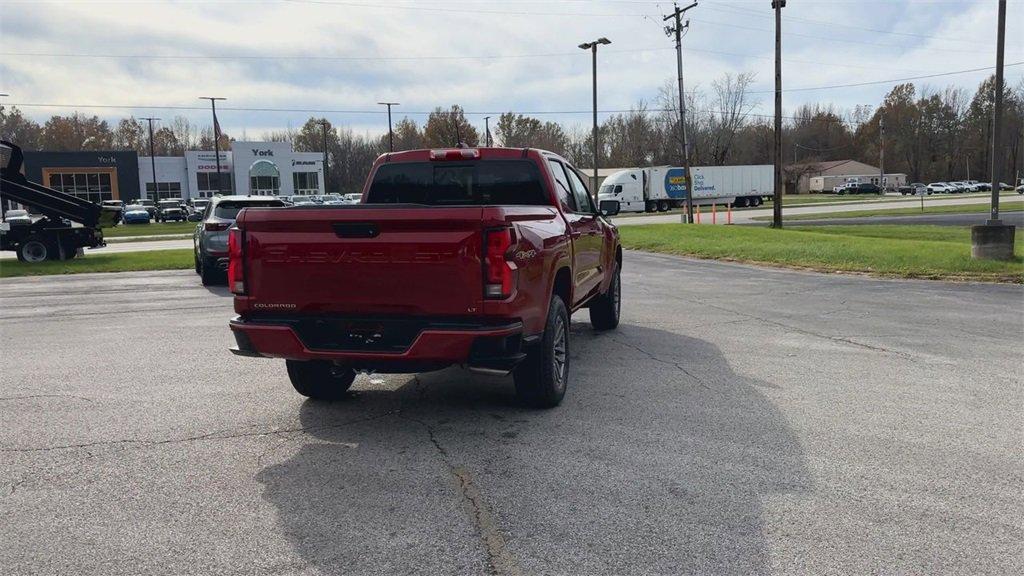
(238, 206, 485, 317)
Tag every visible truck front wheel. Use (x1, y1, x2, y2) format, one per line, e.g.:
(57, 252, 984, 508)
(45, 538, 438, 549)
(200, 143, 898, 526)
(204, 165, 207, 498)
(286, 360, 356, 400)
(514, 295, 569, 408)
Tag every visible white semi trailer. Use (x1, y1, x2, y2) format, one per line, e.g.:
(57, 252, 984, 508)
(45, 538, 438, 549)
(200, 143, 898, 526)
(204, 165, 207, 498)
(597, 165, 773, 213)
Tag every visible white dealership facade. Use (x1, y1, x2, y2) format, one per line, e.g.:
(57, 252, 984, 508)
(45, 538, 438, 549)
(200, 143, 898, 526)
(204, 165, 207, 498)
(139, 141, 325, 200)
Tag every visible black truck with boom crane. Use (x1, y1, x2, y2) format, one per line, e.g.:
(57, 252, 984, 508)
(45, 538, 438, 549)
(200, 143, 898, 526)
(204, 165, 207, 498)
(1, 141, 119, 262)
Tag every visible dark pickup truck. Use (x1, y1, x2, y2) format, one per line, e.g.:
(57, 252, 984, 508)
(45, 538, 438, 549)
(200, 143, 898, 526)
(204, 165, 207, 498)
(228, 147, 622, 407)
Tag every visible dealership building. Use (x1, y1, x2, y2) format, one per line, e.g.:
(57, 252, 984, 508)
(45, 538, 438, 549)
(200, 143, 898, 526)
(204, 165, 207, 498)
(139, 141, 325, 200)
(11, 141, 325, 209)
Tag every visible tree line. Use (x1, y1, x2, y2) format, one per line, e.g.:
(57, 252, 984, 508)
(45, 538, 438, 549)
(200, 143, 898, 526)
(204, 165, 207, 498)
(2, 74, 1021, 194)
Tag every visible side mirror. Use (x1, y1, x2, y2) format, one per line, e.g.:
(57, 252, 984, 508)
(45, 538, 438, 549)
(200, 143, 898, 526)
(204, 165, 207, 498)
(599, 199, 620, 217)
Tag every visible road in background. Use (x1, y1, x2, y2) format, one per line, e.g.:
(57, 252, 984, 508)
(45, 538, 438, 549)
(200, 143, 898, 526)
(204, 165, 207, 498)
(2, 257, 1021, 575)
(764, 211, 1024, 227)
(613, 194, 1021, 226)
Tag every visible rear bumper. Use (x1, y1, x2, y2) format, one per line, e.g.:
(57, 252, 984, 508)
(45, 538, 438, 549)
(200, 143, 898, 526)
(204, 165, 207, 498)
(229, 316, 526, 373)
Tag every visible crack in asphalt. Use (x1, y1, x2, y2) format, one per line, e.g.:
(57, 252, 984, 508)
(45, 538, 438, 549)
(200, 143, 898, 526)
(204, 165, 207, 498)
(0, 411, 396, 454)
(688, 297, 917, 359)
(608, 336, 715, 392)
(0, 394, 95, 403)
(399, 403, 521, 576)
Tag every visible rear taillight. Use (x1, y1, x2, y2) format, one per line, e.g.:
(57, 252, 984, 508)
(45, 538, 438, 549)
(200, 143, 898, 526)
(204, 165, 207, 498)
(483, 227, 515, 299)
(205, 222, 230, 232)
(228, 228, 245, 294)
(430, 148, 480, 160)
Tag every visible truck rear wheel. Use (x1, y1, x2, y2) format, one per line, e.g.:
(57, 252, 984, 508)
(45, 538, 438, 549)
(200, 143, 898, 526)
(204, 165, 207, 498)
(18, 238, 51, 263)
(286, 360, 356, 400)
(589, 266, 620, 331)
(514, 295, 569, 408)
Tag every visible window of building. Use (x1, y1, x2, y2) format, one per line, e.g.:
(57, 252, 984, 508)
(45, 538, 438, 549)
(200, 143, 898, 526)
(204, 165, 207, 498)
(249, 160, 280, 195)
(196, 172, 232, 195)
(144, 182, 183, 200)
(292, 172, 320, 195)
(47, 171, 115, 203)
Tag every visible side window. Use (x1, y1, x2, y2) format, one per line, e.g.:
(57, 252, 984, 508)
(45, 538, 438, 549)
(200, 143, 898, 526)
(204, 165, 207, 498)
(547, 159, 576, 212)
(565, 168, 594, 214)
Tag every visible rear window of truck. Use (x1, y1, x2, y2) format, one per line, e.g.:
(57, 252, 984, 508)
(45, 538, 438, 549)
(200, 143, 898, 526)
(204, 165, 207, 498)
(367, 160, 549, 206)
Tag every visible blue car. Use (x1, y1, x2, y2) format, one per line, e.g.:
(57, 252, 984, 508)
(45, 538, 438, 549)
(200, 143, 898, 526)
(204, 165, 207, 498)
(122, 204, 151, 224)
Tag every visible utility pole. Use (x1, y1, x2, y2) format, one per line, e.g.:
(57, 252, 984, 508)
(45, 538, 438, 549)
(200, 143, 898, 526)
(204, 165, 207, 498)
(199, 97, 226, 194)
(483, 116, 491, 147)
(579, 37, 611, 195)
(972, 0, 1013, 260)
(879, 116, 885, 191)
(316, 120, 330, 194)
(378, 102, 399, 152)
(665, 2, 697, 223)
(989, 0, 1006, 224)
(771, 0, 785, 228)
(141, 117, 160, 201)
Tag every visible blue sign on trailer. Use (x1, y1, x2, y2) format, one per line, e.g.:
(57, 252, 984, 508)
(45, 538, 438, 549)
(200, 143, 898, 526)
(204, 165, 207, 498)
(664, 167, 687, 199)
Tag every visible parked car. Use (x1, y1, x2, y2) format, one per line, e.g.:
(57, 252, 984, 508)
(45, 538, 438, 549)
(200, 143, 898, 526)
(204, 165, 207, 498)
(837, 182, 881, 195)
(2, 209, 32, 227)
(927, 182, 954, 194)
(122, 204, 151, 224)
(899, 183, 929, 195)
(999, 182, 1014, 191)
(135, 199, 157, 220)
(975, 182, 992, 192)
(227, 147, 623, 408)
(193, 195, 285, 285)
(157, 199, 187, 222)
(342, 193, 363, 204)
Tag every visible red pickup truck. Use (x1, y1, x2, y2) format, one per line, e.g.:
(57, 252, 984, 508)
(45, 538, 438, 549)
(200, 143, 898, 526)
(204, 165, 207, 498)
(228, 147, 621, 407)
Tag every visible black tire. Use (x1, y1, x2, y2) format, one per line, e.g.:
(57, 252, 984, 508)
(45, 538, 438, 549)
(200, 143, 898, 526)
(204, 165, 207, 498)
(589, 265, 620, 331)
(513, 295, 570, 408)
(200, 256, 223, 286)
(18, 237, 50, 263)
(286, 360, 356, 400)
(193, 251, 201, 274)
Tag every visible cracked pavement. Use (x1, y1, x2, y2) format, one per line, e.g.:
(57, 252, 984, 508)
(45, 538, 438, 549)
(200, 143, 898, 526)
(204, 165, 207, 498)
(1, 254, 1022, 575)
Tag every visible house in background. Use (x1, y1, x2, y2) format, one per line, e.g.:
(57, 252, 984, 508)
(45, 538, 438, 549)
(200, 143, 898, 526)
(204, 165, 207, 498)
(785, 159, 905, 193)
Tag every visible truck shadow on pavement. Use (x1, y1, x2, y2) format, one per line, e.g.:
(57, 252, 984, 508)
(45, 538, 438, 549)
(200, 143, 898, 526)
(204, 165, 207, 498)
(256, 322, 810, 575)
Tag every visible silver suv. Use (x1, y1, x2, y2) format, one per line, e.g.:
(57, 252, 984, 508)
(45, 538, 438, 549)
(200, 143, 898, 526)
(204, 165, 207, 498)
(193, 196, 284, 285)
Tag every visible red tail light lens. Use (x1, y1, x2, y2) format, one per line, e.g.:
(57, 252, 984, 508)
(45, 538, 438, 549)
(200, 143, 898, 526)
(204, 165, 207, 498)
(205, 222, 230, 232)
(483, 227, 514, 299)
(430, 148, 480, 161)
(228, 228, 245, 294)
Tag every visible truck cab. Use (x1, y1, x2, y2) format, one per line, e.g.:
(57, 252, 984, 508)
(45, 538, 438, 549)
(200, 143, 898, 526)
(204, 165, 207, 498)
(598, 169, 646, 213)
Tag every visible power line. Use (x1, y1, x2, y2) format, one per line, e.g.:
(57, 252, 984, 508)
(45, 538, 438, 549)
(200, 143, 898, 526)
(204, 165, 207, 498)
(0, 47, 941, 74)
(749, 61, 1023, 93)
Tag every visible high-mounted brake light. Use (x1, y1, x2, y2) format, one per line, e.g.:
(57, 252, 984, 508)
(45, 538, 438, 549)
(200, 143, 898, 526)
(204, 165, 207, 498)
(483, 227, 515, 299)
(228, 228, 246, 294)
(430, 148, 480, 161)
(205, 222, 230, 232)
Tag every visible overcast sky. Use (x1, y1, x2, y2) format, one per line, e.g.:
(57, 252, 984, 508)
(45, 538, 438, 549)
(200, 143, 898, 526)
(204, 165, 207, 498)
(2, 0, 1022, 139)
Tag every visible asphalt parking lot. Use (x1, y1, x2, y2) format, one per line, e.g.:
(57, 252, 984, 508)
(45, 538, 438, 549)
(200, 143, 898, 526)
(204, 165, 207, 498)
(2, 253, 1022, 575)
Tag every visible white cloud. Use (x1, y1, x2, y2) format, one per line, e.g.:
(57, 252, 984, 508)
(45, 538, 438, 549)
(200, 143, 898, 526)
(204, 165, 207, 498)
(2, 0, 1021, 138)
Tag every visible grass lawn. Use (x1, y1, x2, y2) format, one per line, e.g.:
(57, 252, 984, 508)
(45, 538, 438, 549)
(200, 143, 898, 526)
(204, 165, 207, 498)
(752, 199, 1024, 221)
(0, 249, 194, 278)
(619, 224, 1023, 282)
(107, 234, 192, 244)
(103, 221, 196, 238)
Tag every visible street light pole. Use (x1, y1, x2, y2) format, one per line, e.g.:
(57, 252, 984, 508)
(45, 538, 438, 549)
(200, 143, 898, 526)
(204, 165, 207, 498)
(378, 102, 399, 152)
(771, 0, 786, 228)
(199, 97, 226, 194)
(316, 120, 330, 194)
(141, 117, 160, 201)
(665, 2, 697, 222)
(579, 37, 611, 196)
(483, 116, 491, 147)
